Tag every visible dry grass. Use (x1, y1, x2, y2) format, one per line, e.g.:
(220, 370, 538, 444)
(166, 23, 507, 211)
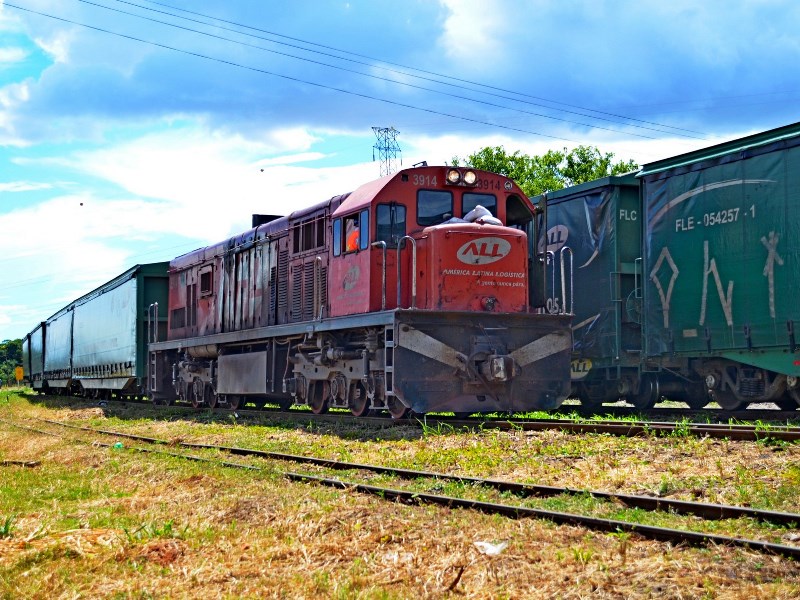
(1, 393, 799, 598)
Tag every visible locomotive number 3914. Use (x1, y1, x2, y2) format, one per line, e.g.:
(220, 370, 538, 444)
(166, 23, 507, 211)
(412, 174, 437, 186)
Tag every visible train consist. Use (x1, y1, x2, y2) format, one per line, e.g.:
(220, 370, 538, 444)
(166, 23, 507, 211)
(23, 165, 574, 417)
(538, 121, 800, 410)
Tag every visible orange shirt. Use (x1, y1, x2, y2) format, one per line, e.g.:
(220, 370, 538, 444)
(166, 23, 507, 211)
(346, 229, 359, 251)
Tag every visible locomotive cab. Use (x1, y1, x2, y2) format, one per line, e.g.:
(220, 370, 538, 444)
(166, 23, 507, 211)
(329, 166, 538, 317)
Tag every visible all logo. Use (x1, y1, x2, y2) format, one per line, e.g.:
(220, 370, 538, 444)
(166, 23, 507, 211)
(538, 225, 569, 253)
(570, 358, 592, 381)
(342, 265, 360, 290)
(457, 237, 512, 265)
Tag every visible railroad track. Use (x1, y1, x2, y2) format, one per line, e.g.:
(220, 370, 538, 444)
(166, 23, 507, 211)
(4, 415, 800, 561)
(21, 392, 800, 441)
(110, 401, 800, 442)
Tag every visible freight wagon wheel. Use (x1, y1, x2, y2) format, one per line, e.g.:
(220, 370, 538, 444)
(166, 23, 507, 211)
(386, 396, 409, 420)
(774, 394, 799, 410)
(309, 381, 329, 415)
(628, 375, 659, 411)
(578, 396, 604, 410)
(673, 381, 710, 409)
(349, 382, 371, 417)
(711, 389, 745, 411)
(791, 388, 800, 406)
(277, 397, 294, 411)
(682, 394, 710, 410)
(576, 383, 607, 410)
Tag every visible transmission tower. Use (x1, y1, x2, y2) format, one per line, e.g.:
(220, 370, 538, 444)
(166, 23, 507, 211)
(372, 126, 402, 176)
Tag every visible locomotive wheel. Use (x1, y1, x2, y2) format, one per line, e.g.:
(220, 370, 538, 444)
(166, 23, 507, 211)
(629, 375, 659, 410)
(711, 389, 745, 411)
(309, 381, 329, 415)
(349, 382, 371, 417)
(386, 395, 409, 420)
(191, 379, 204, 409)
(277, 397, 294, 411)
(207, 391, 218, 409)
(227, 395, 241, 410)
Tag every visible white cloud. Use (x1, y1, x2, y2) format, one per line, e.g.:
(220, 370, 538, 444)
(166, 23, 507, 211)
(438, 0, 509, 68)
(0, 180, 52, 192)
(0, 47, 27, 64)
(33, 31, 72, 64)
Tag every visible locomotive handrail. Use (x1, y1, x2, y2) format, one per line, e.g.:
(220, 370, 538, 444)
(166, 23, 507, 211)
(546, 251, 556, 313)
(313, 256, 324, 320)
(396, 236, 417, 309)
(371, 241, 387, 310)
(560, 247, 574, 315)
(147, 302, 159, 343)
(634, 257, 643, 299)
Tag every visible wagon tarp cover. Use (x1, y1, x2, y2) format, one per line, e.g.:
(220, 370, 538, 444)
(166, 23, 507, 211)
(640, 123, 800, 376)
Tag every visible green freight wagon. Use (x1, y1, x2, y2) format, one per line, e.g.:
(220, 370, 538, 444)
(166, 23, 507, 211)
(640, 122, 800, 409)
(537, 175, 660, 408)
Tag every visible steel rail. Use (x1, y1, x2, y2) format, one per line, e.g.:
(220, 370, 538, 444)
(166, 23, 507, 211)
(4, 417, 800, 561)
(97, 397, 800, 441)
(35, 418, 800, 527)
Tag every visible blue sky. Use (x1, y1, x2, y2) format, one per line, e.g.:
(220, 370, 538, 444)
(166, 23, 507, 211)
(2, 0, 799, 341)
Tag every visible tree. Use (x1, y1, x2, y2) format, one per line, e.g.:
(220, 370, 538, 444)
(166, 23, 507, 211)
(452, 145, 638, 197)
(0, 339, 23, 385)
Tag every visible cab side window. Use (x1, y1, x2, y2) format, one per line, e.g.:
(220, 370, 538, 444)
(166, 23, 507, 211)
(339, 209, 370, 254)
(377, 203, 406, 245)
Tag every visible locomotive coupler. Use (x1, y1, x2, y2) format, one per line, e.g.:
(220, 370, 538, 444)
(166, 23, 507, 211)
(478, 355, 518, 382)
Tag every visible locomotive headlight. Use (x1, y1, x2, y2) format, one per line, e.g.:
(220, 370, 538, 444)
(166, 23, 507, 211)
(446, 168, 462, 184)
(463, 170, 477, 185)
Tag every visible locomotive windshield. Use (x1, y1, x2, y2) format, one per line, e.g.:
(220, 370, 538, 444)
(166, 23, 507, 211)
(463, 193, 497, 217)
(417, 190, 453, 226)
(376, 203, 406, 245)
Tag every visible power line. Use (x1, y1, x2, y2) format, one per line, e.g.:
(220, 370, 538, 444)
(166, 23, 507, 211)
(65, 0, 699, 141)
(4, 2, 593, 144)
(128, 0, 705, 138)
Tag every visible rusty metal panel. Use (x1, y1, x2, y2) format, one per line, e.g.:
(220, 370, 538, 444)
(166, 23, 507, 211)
(73, 278, 137, 369)
(217, 351, 268, 394)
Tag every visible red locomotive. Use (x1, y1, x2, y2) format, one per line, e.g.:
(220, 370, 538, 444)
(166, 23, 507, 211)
(148, 165, 572, 417)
